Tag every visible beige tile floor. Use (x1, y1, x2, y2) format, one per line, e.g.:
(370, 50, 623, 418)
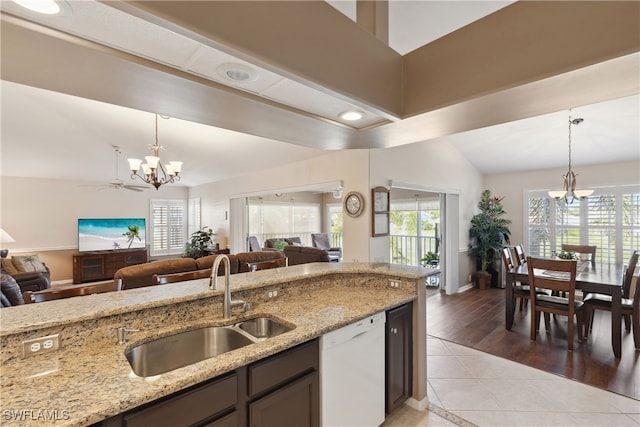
(383, 336, 640, 427)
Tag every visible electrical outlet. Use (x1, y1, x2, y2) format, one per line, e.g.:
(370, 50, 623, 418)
(389, 279, 401, 288)
(22, 334, 61, 358)
(266, 288, 280, 299)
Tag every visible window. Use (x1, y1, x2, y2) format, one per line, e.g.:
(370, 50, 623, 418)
(247, 200, 320, 246)
(390, 197, 440, 266)
(187, 198, 201, 237)
(149, 199, 187, 256)
(527, 185, 640, 264)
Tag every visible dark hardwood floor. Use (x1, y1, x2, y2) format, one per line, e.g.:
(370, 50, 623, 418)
(426, 286, 640, 400)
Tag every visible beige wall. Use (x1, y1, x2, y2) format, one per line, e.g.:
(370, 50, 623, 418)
(189, 149, 371, 262)
(370, 137, 484, 252)
(484, 159, 640, 246)
(1, 176, 188, 282)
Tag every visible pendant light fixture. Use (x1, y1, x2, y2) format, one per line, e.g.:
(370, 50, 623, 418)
(548, 113, 593, 203)
(128, 114, 183, 190)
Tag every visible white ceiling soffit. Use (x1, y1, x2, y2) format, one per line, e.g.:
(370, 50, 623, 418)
(0, 0, 385, 129)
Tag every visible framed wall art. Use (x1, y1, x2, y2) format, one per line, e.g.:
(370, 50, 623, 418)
(371, 186, 390, 237)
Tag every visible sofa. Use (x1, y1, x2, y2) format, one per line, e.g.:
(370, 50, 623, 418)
(283, 245, 332, 265)
(0, 255, 51, 293)
(264, 236, 302, 249)
(114, 251, 286, 290)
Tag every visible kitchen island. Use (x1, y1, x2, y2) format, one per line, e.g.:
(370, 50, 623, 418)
(1, 262, 433, 426)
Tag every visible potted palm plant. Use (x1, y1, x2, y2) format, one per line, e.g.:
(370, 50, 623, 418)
(469, 190, 511, 289)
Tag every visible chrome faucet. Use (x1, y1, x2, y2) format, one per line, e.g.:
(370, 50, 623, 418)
(210, 255, 249, 318)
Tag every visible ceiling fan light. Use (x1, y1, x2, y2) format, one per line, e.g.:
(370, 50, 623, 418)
(127, 158, 142, 172)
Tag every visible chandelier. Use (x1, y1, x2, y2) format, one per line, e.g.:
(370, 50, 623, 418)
(548, 114, 593, 203)
(127, 114, 183, 190)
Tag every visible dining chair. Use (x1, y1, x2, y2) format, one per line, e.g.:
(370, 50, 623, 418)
(23, 280, 119, 303)
(502, 247, 547, 313)
(583, 250, 639, 347)
(248, 236, 263, 252)
(502, 247, 526, 311)
(153, 269, 213, 285)
(514, 245, 527, 267)
(561, 244, 597, 268)
(527, 256, 584, 351)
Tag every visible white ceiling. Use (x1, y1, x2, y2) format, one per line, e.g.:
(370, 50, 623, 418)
(1, 0, 638, 188)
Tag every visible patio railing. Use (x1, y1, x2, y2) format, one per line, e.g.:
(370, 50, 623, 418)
(390, 234, 438, 267)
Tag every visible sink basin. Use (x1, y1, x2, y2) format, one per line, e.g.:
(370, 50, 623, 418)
(126, 327, 254, 377)
(236, 317, 295, 340)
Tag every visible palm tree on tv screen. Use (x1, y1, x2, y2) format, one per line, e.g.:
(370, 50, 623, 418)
(123, 225, 141, 249)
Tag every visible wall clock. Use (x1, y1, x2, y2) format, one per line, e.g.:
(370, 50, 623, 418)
(344, 191, 364, 217)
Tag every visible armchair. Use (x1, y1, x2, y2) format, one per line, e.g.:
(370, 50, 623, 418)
(1, 274, 25, 307)
(311, 233, 342, 262)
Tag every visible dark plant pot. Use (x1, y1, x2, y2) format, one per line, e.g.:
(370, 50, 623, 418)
(475, 271, 491, 290)
(487, 262, 500, 288)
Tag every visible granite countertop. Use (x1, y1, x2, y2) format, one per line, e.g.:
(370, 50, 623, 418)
(0, 262, 431, 426)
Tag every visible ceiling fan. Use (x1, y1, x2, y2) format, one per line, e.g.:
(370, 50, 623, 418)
(91, 146, 148, 192)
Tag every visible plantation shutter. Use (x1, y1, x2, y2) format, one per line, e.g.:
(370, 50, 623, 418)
(526, 186, 640, 265)
(150, 199, 187, 256)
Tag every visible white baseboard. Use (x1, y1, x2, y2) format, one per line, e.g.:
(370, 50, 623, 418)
(405, 395, 429, 411)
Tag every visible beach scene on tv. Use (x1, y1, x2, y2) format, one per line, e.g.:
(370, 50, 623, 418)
(78, 218, 146, 252)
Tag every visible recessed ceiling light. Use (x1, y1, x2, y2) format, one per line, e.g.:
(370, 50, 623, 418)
(339, 110, 365, 121)
(216, 63, 258, 83)
(11, 0, 69, 15)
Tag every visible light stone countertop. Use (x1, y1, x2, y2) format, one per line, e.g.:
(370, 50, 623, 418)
(0, 262, 433, 426)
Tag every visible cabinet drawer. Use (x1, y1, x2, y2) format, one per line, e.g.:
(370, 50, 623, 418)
(249, 371, 319, 427)
(249, 339, 318, 397)
(123, 373, 237, 427)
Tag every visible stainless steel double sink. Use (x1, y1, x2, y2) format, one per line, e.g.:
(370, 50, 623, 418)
(125, 317, 294, 377)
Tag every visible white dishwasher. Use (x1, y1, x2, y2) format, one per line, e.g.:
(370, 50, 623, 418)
(320, 312, 386, 427)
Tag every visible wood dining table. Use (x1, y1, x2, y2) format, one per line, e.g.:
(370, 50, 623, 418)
(505, 261, 624, 358)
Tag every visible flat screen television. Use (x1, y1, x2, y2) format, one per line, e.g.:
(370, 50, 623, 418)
(78, 218, 146, 252)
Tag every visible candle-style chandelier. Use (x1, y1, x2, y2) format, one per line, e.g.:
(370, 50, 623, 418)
(548, 113, 593, 203)
(127, 114, 183, 190)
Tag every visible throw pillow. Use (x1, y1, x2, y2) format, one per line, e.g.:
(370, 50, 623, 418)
(12, 254, 47, 273)
(0, 258, 19, 275)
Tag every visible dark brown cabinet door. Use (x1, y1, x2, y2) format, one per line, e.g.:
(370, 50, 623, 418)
(249, 371, 319, 427)
(73, 248, 147, 283)
(386, 302, 413, 414)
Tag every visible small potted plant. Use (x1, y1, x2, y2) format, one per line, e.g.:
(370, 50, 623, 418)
(183, 226, 215, 259)
(469, 190, 511, 289)
(421, 251, 439, 267)
(273, 240, 288, 251)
